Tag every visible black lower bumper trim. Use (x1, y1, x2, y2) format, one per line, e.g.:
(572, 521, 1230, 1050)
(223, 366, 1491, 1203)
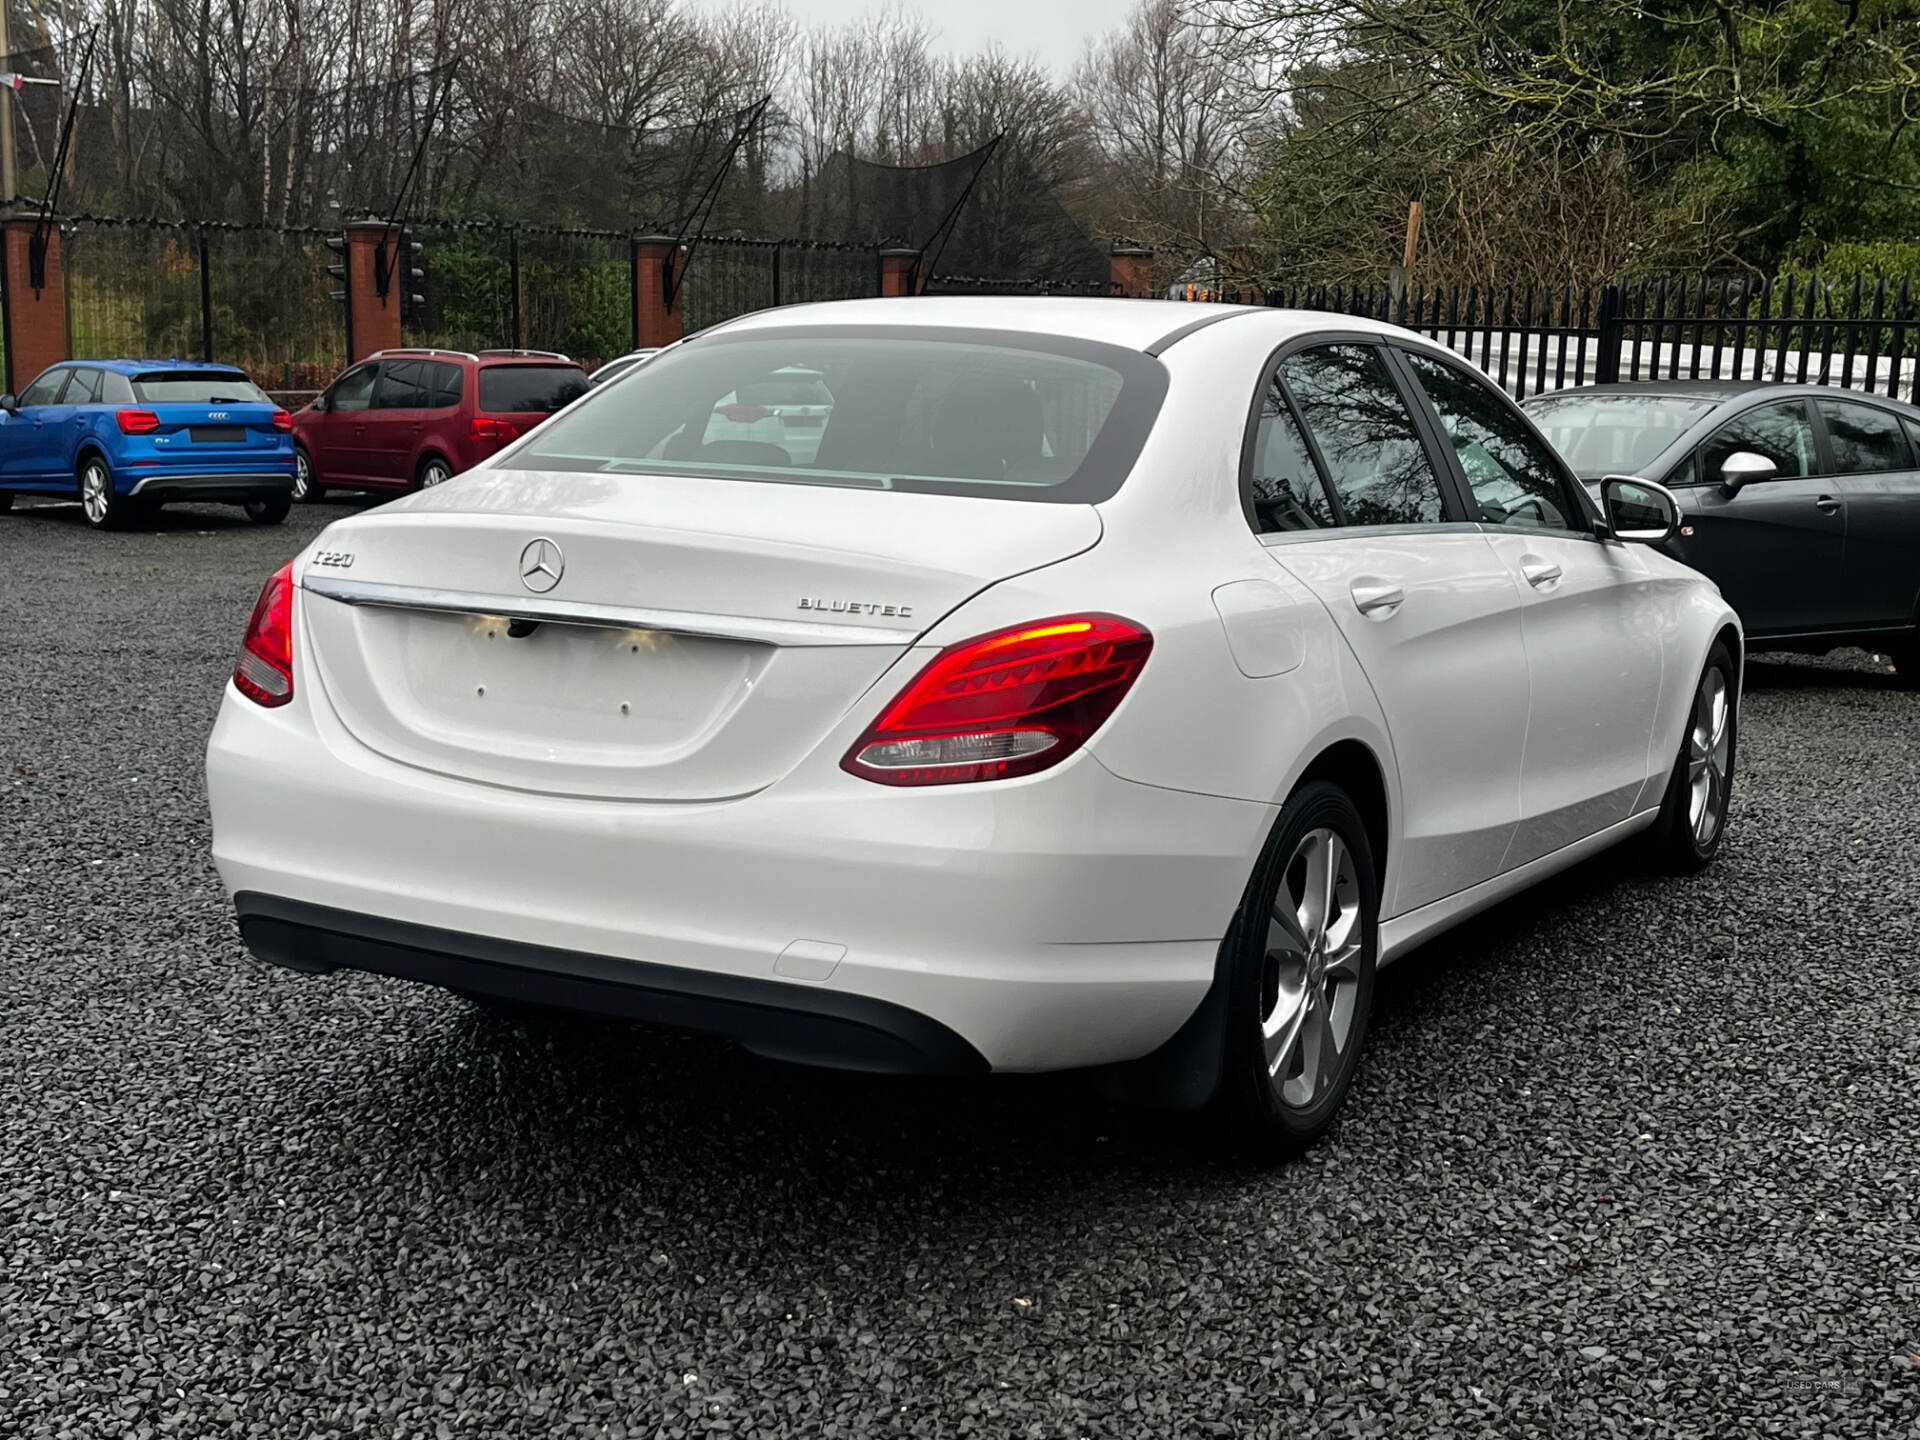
(233, 893, 989, 1077)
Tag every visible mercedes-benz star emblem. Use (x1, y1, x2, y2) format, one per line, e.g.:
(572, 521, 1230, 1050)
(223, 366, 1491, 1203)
(518, 537, 564, 594)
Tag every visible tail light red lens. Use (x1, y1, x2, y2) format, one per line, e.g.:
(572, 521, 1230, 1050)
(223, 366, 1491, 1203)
(270, 408, 293, 431)
(469, 417, 520, 442)
(116, 408, 160, 435)
(233, 561, 295, 708)
(842, 614, 1152, 786)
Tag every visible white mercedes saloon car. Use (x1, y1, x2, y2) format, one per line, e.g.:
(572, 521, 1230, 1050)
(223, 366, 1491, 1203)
(207, 298, 1740, 1149)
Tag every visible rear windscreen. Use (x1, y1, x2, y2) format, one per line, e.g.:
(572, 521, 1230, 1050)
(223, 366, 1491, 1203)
(132, 373, 268, 404)
(1523, 392, 1716, 477)
(502, 327, 1166, 502)
(479, 365, 590, 414)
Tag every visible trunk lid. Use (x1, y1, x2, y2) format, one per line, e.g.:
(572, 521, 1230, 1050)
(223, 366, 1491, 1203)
(296, 469, 1101, 800)
(142, 401, 283, 454)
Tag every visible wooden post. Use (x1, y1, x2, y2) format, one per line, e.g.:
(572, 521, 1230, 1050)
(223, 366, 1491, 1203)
(1402, 201, 1424, 278)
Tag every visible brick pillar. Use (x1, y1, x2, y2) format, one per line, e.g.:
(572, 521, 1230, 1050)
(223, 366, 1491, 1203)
(1110, 246, 1155, 299)
(1, 211, 67, 395)
(345, 222, 402, 362)
(633, 235, 684, 348)
(878, 248, 921, 297)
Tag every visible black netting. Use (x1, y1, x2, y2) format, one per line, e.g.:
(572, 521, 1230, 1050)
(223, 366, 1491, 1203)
(435, 84, 761, 232)
(261, 62, 458, 220)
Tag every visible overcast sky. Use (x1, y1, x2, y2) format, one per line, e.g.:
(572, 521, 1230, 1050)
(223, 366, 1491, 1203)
(686, 0, 1120, 77)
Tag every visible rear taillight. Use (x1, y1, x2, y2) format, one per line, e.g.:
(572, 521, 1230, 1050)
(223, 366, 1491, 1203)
(271, 408, 292, 431)
(842, 614, 1152, 786)
(116, 409, 160, 434)
(233, 561, 295, 708)
(470, 418, 520, 442)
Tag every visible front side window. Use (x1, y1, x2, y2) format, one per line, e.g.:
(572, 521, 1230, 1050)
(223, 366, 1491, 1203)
(1817, 399, 1911, 474)
(1279, 344, 1446, 526)
(329, 365, 378, 413)
(1403, 350, 1579, 529)
(1248, 379, 1337, 531)
(505, 330, 1164, 503)
(1697, 401, 1816, 484)
(17, 368, 66, 407)
(131, 371, 267, 403)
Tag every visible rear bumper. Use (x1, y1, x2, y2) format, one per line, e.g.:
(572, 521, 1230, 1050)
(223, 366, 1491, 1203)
(237, 893, 989, 1074)
(206, 680, 1274, 1072)
(129, 471, 295, 502)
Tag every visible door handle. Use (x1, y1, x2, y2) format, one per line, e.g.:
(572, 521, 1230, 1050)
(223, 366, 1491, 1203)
(1520, 558, 1564, 590)
(1815, 494, 1841, 514)
(1351, 580, 1405, 618)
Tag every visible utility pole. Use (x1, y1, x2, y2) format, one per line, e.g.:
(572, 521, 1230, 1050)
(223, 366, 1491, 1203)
(0, 2, 15, 203)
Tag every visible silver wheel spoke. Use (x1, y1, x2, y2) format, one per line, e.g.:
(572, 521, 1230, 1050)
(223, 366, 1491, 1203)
(1324, 933, 1363, 980)
(1262, 984, 1309, 1078)
(1268, 892, 1310, 958)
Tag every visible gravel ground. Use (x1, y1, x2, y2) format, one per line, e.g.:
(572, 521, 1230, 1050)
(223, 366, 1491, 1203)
(2, 495, 1917, 1438)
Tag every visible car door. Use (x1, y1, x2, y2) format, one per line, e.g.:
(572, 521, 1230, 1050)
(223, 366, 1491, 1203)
(310, 362, 379, 482)
(1666, 399, 1842, 638)
(1397, 347, 1667, 865)
(367, 360, 428, 485)
(58, 366, 105, 475)
(1254, 340, 1531, 915)
(7, 366, 73, 482)
(1813, 397, 1920, 631)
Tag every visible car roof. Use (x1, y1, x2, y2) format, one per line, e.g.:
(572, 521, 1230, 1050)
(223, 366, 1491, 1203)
(67, 359, 249, 375)
(1523, 379, 1909, 405)
(709, 296, 1390, 354)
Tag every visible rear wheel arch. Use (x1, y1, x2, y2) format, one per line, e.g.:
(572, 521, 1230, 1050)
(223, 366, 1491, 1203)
(1292, 739, 1390, 885)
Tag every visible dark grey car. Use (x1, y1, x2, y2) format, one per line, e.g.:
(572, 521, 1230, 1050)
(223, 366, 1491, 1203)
(1524, 381, 1920, 681)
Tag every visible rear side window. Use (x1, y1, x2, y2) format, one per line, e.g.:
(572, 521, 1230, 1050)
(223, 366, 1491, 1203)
(426, 361, 463, 409)
(506, 329, 1165, 503)
(1248, 380, 1337, 531)
(1402, 350, 1579, 529)
(374, 361, 428, 409)
(480, 365, 589, 414)
(131, 371, 267, 403)
(1279, 344, 1446, 526)
(1698, 401, 1815, 482)
(66, 368, 105, 403)
(1817, 399, 1912, 474)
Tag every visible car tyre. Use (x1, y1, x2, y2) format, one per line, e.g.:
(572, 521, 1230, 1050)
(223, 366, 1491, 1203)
(1218, 780, 1379, 1155)
(1644, 640, 1738, 873)
(417, 455, 452, 488)
(244, 493, 292, 525)
(77, 454, 134, 531)
(1886, 634, 1920, 689)
(0, 492, 13, 512)
(293, 446, 325, 503)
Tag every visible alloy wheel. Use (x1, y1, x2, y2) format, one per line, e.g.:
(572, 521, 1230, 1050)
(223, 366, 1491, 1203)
(80, 462, 110, 525)
(421, 461, 450, 487)
(1260, 827, 1364, 1110)
(1687, 667, 1731, 845)
(293, 451, 310, 500)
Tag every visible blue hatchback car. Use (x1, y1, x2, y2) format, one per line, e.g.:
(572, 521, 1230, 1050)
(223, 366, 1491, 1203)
(0, 359, 298, 529)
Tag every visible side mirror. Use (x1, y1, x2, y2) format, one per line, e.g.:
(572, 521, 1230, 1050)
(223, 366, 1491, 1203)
(0, 394, 18, 415)
(1717, 450, 1777, 494)
(1601, 475, 1682, 545)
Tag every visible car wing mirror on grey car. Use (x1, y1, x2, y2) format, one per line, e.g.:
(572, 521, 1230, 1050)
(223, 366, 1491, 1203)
(1601, 475, 1682, 545)
(1717, 449, 1777, 494)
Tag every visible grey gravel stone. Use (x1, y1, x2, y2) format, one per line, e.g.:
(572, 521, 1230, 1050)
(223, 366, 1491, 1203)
(3, 496, 1918, 1438)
